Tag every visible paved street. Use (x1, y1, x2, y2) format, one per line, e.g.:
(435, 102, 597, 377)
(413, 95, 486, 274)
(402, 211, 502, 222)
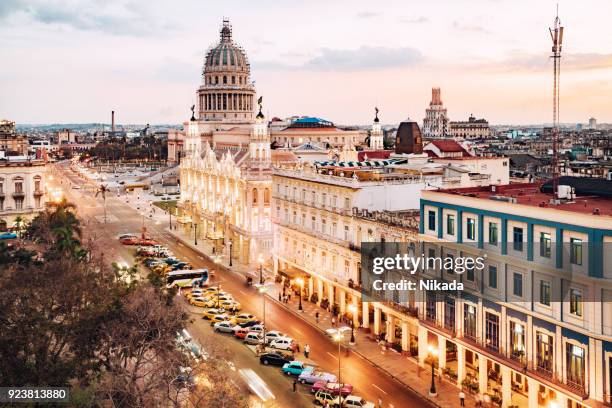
(51, 161, 435, 408)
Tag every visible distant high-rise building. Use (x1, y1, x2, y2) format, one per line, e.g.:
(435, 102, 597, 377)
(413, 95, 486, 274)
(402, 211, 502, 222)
(422, 87, 448, 138)
(448, 114, 491, 139)
(588, 117, 597, 129)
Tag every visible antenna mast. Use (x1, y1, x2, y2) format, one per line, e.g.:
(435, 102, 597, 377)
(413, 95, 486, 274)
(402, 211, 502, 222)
(549, 6, 564, 199)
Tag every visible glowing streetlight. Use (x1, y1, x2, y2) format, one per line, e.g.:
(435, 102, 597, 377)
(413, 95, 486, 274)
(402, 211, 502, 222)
(427, 345, 438, 397)
(348, 304, 357, 344)
(258, 284, 268, 347)
(296, 278, 304, 312)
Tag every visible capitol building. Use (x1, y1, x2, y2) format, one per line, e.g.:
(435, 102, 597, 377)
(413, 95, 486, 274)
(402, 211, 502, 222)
(176, 20, 275, 264)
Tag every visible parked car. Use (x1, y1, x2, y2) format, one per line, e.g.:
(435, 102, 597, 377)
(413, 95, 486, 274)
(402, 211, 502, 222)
(298, 367, 337, 384)
(164, 257, 181, 265)
(120, 237, 139, 245)
(313, 390, 336, 407)
(139, 239, 157, 246)
(118, 233, 138, 240)
(219, 300, 241, 311)
(172, 262, 191, 270)
(281, 361, 307, 376)
(189, 297, 209, 307)
(0, 232, 17, 240)
(264, 330, 286, 343)
(311, 381, 353, 396)
(269, 337, 294, 351)
(202, 308, 226, 320)
(213, 321, 235, 334)
(243, 332, 264, 345)
(247, 324, 265, 334)
(237, 320, 261, 328)
(259, 352, 290, 366)
(337, 395, 375, 408)
(209, 314, 230, 325)
(231, 313, 257, 325)
(233, 327, 250, 339)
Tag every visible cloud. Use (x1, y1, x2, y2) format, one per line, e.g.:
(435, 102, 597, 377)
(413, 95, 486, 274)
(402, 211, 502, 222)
(154, 57, 200, 83)
(356, 11, 379, 18)
(452, 21, 490, 34)
(481, 52, 612, 73)
(304, 45, 423, 70)
(399, 16, 428, 24)
(0, 0, 176, 36)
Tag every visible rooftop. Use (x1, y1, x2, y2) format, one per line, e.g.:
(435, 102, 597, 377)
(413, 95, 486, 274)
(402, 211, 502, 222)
(432, 182, 612, 216)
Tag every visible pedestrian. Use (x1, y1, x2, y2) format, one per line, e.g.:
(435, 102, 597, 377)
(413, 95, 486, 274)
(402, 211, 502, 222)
(296, 343, 300, 353)
(287, 293, 291, 302)
(315, 311, 319, 324)
(304, 344, 310, 359)
(459, 390, 465, 407)
(292, 379, 297, 393)
(278, 293, 282, 302)
(331, 316, 336, 327)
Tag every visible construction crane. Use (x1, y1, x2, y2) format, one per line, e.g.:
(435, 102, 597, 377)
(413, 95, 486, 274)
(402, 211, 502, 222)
(549, 6, 564, 200)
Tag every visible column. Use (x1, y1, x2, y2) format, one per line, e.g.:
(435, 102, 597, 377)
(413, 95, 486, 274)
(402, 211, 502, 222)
(317, 279, 323, 306)
(457, 344, 466, 385)
(500, 306, 507, 356)
(327, 282, 334, 307)
(555, 325, 563, 380)
(373, 306, 381, 335)
(418, 326, 428, 364)
(352, 298, 359, 328)
(387, 315, 395, 343)
(501, 366, 512, 408)
(273, 255, 278, 275)
(339, 290, 346, 316)
(526, 315, 534, 368)
(362, 301, 370, 329)
(401, 321, 409, 352)
(478, 354, 488, 396)
(437, 335, 447, 369)
(527, 377, 538, 408)
(308, 277, 314, 298)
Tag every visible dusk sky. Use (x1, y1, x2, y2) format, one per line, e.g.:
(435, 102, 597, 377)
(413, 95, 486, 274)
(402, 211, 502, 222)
(1, 0, 611, 125)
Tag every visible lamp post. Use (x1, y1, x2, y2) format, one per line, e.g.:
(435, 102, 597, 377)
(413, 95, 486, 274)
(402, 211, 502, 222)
(348, 304, 357, 345)
(194, 223, 198, 246)
(229, 239, 233, 267)
(258, 253, 264, 285)
(427, 345, 438, 397)
(296, 278, 304, 312)
(258, 285, 268, 347)
(214, 256, 221, 308)
(334, 333, 343, 406)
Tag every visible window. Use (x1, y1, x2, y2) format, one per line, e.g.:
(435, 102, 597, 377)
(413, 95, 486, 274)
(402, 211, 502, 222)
(223, 75, 227, 84)
(428, 211, 436, 231)
(321, 193, 327, 207)
(344, 225, 349, 241)
(463, 304, 476, 340)
(311, 192, 316, 205)
(14, 182, 23, 194)
(332, 222, 337, 237)
(311, 216, 316, 230)
(425, 292, 437, 322)
(444, 296, 456, 332)
(466, 217, 475, 240)
(513, 273, 523, 297)
(321, 219, 327, 234)
(570, 289, 583, 317)
(540, 232, 551, 258)
(332, 195, 337, 209)
(566, 344, 585, 389)
(15, 198, 23, 210)
(509, 321, 526, 363)
(301, 214, 305, 226)
(466, 262, 474, 281)
(570, 238, 583, 265)
(34, 180, 41, 191)
(485, 312, 499, 352)
(446, 214, 455, 235)
(488, 222, 498, 245)
(536, 332, 553, 374)
(292, 211, 297, 224)
(488, 266, 497, 289)
(344, 197, 350, 210)
(301, 189, 306, 202)
(513, 227, 524, 251)
(539, 281, 551, 306)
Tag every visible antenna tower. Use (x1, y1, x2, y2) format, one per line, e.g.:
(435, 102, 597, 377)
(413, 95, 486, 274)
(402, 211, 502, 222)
(549, 6, 564, 199)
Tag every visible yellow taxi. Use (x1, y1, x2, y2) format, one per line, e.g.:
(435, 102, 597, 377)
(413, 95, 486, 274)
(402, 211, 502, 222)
(202, 308, 226, 320)
(209, 314, 231, 325)
(189, 297, 210, 307)
(219, 300, 242, 311)
(231, 313, 256, 325)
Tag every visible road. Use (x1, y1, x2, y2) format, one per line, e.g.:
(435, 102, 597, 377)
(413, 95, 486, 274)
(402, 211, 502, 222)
(51, 161, 434, 408)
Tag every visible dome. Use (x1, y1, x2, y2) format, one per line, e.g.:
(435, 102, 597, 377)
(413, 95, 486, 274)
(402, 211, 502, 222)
(204, 20, 249, 72)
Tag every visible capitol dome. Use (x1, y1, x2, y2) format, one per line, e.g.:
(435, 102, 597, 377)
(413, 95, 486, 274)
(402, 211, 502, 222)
(197, 19, 256, 122)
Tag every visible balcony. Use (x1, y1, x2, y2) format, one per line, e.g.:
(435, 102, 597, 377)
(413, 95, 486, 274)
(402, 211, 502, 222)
(12, 191, 25, 198)
(34, 189, 44, 196)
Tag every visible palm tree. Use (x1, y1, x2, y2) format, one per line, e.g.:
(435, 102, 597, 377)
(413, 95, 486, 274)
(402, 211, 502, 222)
(95, 185, 109, 223)
(13, 216, 25, 238)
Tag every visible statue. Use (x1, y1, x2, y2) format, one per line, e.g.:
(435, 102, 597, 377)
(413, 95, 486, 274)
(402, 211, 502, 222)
(190, 104, 196, 121)
(257, 96, 263, 111)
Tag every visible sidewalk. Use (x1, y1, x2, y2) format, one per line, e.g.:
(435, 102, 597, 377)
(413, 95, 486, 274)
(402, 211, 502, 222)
(166, 227, 478, 408)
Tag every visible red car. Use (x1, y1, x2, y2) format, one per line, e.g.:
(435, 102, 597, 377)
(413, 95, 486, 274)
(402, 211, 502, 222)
(234, 327, 250, 339)
(310, 381, 353, 396)
(120, 237, 139, 245)
(139, 239, 158, 246)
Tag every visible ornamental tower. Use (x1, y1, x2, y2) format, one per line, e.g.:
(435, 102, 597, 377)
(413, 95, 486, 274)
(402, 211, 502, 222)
(249, 97, 270, 166)
(197, 19, 256, 122)
(422, 87, 448, 138)
(369, 107, 384, 150)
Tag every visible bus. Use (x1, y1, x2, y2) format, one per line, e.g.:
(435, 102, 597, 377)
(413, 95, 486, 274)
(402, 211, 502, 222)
(166, 269, 209, 288)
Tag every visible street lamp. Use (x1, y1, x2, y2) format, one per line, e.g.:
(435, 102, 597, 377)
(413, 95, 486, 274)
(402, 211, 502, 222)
(348, 304, 357, 345)
(296, 278, 304, 312)
(427, 345, 438, 397)
(214, 256, 221, 308)
(334, 333, 344, 406)
(194, 223, 198, 246)
(258, 253, 264, 285)
(229, 239, 233, 267)
(258, 285, 268, 347)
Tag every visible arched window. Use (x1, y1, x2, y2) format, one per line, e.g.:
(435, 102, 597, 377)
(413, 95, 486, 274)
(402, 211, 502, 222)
(264, 188, 270, 205)
(231, 76, 236, 84)
(223, 76, 227, 84)
(252, 188, 258, 205)
(215, 76, 219, 84)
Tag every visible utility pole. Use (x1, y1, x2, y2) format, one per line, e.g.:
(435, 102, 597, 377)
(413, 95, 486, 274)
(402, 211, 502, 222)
(549, 5, 564, 200)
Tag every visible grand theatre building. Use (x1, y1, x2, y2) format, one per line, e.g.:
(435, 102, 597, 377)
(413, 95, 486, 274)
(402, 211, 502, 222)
(177, 20, 274, 264)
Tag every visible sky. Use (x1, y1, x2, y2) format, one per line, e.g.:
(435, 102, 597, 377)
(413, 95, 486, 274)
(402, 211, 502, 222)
(1, 0, 611, 126)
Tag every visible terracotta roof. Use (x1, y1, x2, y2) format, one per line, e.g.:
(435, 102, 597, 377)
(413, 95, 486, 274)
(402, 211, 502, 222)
(357, 150, 392, 161)
(271, 150, 299, 163)
(430, 140, 466, 153)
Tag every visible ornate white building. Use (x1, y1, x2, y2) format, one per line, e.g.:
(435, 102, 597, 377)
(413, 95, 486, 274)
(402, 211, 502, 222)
(178, 20, 273, 263)
(422, 87, 449, 138)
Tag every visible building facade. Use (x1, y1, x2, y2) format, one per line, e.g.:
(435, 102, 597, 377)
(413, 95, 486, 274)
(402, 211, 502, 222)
(0, 159, 47, 227)
(0, 120, 29, 156)
(422, 87, 449, 139)
(449, 115, 492, 139)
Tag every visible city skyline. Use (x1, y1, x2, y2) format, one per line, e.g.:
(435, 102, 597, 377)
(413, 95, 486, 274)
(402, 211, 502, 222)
(1, 0, 612, 125)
